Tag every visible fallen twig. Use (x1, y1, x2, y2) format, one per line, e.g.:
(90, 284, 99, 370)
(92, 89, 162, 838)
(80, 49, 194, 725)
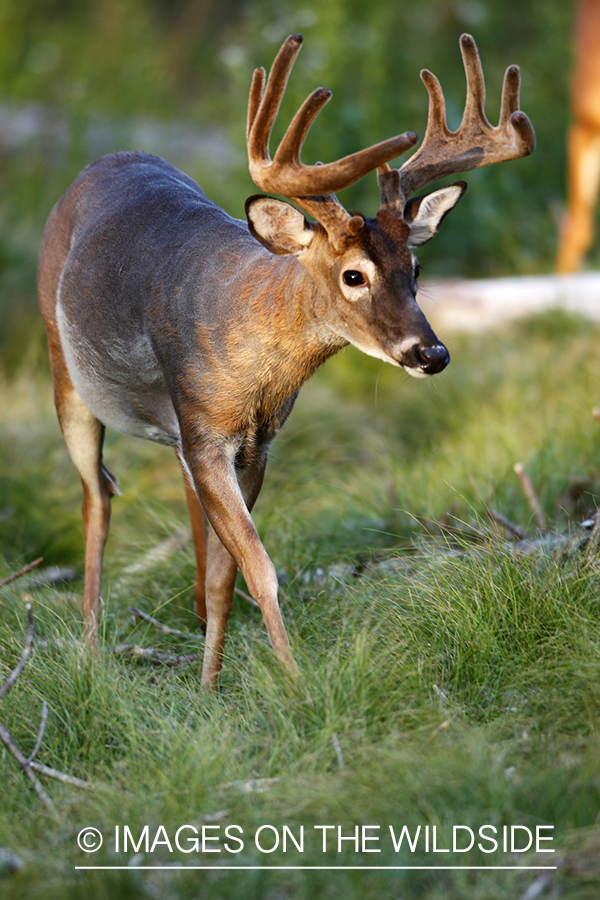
(234, 586, 260, 609)
(216, 777, 280, 794)
(127, 606, 197, 639)
(0, 558, 43, 589)
(0, 719, 59, 818)
(431, 720, 450, 736)
(26, 760, 95, 790)
(583, 509, 600, 565)
(114, 643, 202, 666)
(514, 463, 546, 530)
(27, 700, 48, 763)
(0, 605, 96, 818)
(432, 683, 449, 705)
(488, 508, 527, 541)
(0, 606, 35, 701)
(332, 733, 345, 769)
(517, 871, 553, 900)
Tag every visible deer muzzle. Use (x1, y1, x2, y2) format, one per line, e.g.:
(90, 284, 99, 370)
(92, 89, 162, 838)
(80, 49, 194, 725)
(397, 339, 450, 377)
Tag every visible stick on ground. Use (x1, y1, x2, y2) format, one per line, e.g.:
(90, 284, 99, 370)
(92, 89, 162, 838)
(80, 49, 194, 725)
(513, 463, 546, 530)
(234, 586, 260, 608)
(114, 644, 202, 666)
(583, 509, 600, 564)
(488, 508, 527, 541)
(0, 558, 43, 589)
(127, 606, 197, 638)
(332, 733, 345, 769)
(0, 605, 96, 818)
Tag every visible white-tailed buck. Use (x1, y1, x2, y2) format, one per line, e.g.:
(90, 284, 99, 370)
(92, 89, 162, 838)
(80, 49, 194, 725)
(557, 0, 600, 273)
(38, 34, 534, 687)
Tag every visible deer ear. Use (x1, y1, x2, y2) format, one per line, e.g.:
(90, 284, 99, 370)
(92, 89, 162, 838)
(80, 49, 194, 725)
(246, 195, 316, 255)
(404, 181, 467, 247)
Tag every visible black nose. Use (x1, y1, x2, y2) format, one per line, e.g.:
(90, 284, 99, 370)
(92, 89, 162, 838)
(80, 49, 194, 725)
(416, 343, 450, 374)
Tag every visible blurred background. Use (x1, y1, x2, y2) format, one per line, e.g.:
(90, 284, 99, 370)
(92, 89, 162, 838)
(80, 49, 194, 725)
(0, 0, 575, 375)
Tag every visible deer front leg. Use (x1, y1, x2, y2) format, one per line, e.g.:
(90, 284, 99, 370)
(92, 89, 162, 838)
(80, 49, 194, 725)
(183, 441, 296, 688)
(200, 525, 237, 686)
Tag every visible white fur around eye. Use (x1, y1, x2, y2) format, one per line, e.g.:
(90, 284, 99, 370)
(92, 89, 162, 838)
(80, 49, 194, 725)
(339, 257, 378, 300)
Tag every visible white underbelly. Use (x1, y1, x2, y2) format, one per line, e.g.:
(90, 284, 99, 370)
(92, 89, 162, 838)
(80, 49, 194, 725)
(56, 299, 181, 447)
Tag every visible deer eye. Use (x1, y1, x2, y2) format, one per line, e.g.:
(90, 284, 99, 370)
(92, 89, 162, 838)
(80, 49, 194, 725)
(343, 270, 366, 287)
(414, 262, 422, 279)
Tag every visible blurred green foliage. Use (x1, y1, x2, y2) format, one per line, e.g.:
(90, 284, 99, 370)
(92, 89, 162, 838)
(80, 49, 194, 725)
(0, 0, 580, 373)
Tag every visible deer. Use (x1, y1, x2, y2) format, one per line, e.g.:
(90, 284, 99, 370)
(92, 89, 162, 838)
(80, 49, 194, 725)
(557, 0, 600, 273)
(38, 33, 534, 688)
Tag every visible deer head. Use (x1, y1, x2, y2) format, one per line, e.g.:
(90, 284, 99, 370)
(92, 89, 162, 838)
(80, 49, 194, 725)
(245, 34, 534, 377)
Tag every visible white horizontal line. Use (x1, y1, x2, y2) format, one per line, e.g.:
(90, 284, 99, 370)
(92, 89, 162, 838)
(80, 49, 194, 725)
(75, 865, 558, 871)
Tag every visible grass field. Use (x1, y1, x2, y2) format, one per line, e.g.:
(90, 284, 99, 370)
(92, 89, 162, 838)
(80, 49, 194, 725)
(1, 306, 600, 899)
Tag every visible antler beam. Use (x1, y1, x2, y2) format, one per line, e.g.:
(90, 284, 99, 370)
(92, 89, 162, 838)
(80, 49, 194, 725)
(380, 34, 535, 205)
(247, 34, 418, 197)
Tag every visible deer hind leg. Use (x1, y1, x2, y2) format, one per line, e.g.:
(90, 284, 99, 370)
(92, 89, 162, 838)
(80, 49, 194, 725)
(176, 449, 208, 625)
(53, 371, 116, 644)
(557, 122, 600, 273)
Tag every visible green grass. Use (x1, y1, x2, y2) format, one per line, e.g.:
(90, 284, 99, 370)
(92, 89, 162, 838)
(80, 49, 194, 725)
(1, 309, 600, 899)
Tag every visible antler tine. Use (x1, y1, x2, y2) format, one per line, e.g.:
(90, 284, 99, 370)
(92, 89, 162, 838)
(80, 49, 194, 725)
(247, 34, 304, 164)
(421, 69, 451, 138)
(394, 33, 535, 203)
(247, 66, 266, 142)
(274, 86, 333, 166)
(499, 64, 521, 120)
(247, 34, 418, 199)
(460, 33, 486, 125)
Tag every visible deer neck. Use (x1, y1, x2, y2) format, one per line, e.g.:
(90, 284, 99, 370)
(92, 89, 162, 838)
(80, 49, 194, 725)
(235, 249, 344, 374)
(196, 251, 346, 439)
